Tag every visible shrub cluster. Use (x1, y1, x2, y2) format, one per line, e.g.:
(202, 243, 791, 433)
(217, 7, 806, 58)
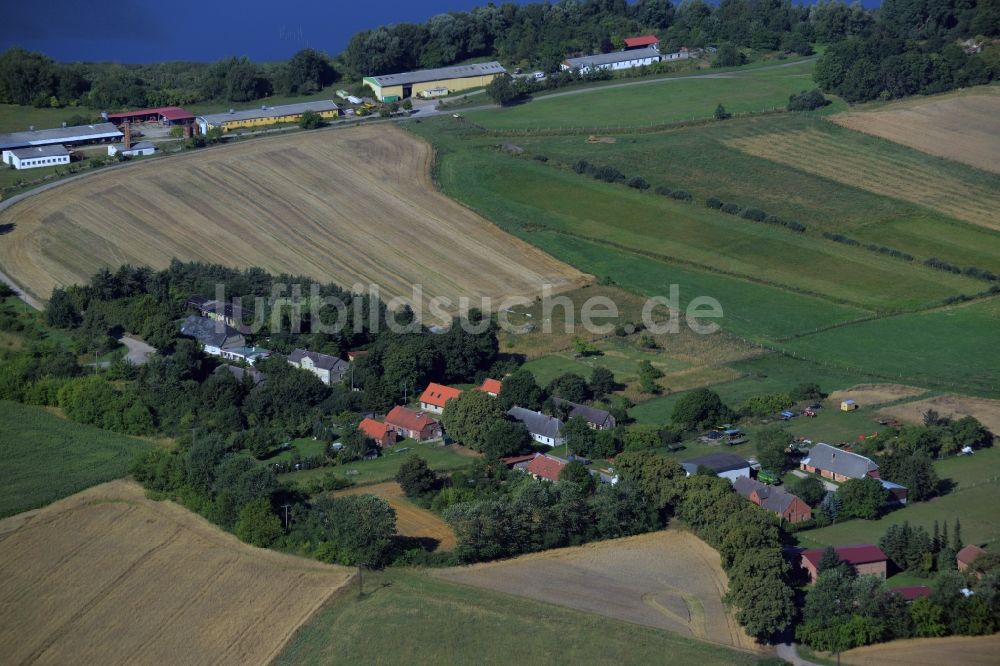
(824, 232, 917, 261)
(654, 185, 693, 201)
(710, 199, 805, 231)
(627, 176, 650, 190)
(787, 88, 831, 111)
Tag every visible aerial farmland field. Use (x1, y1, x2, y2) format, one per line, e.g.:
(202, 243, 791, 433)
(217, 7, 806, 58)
(830, 89, 1000, 176)
(0, 124, 587, 306)
(334, 481, 457, 551)
(840, 634, 1000, 666)
(0, 481, 353, 665)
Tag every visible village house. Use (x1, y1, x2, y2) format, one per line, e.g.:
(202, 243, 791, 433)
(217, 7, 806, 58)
(384, 406, 442, 441)
(179, 315, 245, 357)
(881, 479, 909, 505)
(219, 346, 271, 366)
(799, 442, 879, 483)
(479, 378, 503, 397)
(187, 296, 254, 334)
(957, 544, 988, 572)
(799, 544, 889, 584)
(891, 586, 932, 602)
(523, 453, 569, 482)
(552, 397, 616, 430)
(287, 349, 349, 386)
(506, 407, 566, 447)
(680, 452, 752, 482)
(418, 383, 463, 414)
(733, 477, 812, 524)
(359, 417, 396, 448)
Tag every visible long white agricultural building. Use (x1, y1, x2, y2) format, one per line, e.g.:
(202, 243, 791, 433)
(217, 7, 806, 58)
(0, 123, 122, 151)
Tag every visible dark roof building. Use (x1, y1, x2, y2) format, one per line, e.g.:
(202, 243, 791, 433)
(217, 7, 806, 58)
(562, 47, 662, 72)
(506, 407, 565, 446)
(553, 397, 616, 430)
(733, 477, 812, 524)
(680, 453, 751, 479)
(0, 123, 122, 150)
(214, 364, 266, 386)
(179, 315, 245, 350)
(800, 443, 879, 482)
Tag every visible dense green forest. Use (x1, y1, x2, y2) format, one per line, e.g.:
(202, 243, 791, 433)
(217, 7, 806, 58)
(1, 0, 996, 111)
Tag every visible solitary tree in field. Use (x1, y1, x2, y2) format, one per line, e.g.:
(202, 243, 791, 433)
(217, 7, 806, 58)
(714, 104, 732, 120)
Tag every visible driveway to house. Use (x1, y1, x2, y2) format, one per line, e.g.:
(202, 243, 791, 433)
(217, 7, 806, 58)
(776, 642, 822, 666)
(121, 335, 155, 365)
(789, 469, 839, 492)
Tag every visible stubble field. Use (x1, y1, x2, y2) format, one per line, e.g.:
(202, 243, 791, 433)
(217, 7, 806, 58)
(0, 480, 353, 665)
(841, 634, 1000, 665)
(830, 90, 1000, 175)
(334, 481, 456, 551)
(0, 124, 587, 306)
(434, 529, 758, 652)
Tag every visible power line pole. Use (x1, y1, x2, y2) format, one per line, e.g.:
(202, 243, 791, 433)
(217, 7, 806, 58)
(281, 503, 291, 530)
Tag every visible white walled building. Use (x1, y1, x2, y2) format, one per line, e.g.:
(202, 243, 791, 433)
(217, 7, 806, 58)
(562, 47, 662, 74)
(2, 145, 70, 170)
(108, 141, 155, 157)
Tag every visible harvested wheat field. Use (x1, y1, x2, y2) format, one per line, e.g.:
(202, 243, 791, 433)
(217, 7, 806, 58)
(881, 393, 1000, 434)
(831, 90, 1000, 175)
(726, 127, 1000, 231)
(0, 480, 353, 666)
(0, 124, 588, 306)
(841, 634, 1000, 665)
(828, 383, 927, 407)
(434, 529, 759, 652)
(335, 481, 456, 551)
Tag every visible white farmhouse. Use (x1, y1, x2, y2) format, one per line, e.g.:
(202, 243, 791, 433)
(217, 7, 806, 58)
(2, 145, 70, 170)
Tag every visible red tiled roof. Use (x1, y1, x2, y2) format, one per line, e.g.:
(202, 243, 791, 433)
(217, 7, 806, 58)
(480, 378, 503, 396)
(624, 35, 659, 48)
(419, 383, 463, 408)
(801, 544, 888, 568)
(957, 544, 987, 565)
(501, 454, 536, 467)
(891, 586, 932, 601)
(385, 406, 438, 432)
(359, 417, 391, 440)
(347, 350, 368, 360)
(526, 454, 567, 482)
(106, 106, 194, 121)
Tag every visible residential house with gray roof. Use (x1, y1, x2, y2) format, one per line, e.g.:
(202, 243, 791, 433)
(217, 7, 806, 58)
(507, 407, 566, 447)
(553, 397, 616, 430)
(287, 349, 349, 385)
(179, 315, 245, 356)
(800, 443, 879, 483)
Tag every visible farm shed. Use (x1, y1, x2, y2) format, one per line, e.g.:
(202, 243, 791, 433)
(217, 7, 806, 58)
(384, 406, 441, 441)
(561, 46, 687, 74)
(1, 144, 70, 170)
(418, 383, 463, 413)
(359, 417, 396, 448)
(287, 349, 349, 386)
(733, 477, 812, 524)
(363, 61, 507, 102)
(680, 452, 751, 482)
(841, 399, 859, 411)
(799, 442, 878, 483)
(506, 407, 566, 447)
(799, 545, 888, 584)
(0, 122, 122, 151)
(552, 397, 616, 430)
(479, 378, 503, 397)
(624, 35, 660, 50)
(105, 106, 194, 126)
(107, 141, 155, 157)
(197, 100, 340, 134)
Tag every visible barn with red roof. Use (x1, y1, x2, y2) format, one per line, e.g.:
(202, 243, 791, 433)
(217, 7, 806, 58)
(799, 544, 888, 583)
(106, 106, 195, 126)
(359, 417, 396, 448)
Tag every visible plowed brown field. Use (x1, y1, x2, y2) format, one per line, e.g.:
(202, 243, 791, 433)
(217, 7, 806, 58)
(0, 125, 588, 306)
(841, 634, 1000, 665)
(0, 480, 352, 665)
(434, 529, 759, 651)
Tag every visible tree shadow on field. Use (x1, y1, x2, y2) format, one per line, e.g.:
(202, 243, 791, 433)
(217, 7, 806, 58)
(0, 223, 15, 235)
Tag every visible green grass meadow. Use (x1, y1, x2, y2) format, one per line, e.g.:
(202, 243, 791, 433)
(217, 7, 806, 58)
(465, 59, 820, 130)
(0, 400, 155, 518)
(274, 569, 763, 666)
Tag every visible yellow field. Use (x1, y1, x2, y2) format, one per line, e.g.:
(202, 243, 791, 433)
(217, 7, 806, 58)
(831, 89, 1000, 175)
(434, 529, 760, 652)
(842, 634, 1000, 665)
(335, 481, 456, 551)
(726, 127, 1000, 231)
(0, 481, 353, 665)
(828, 383, 927, 407)
(0, 125, 588, 306)
(881, 393, 1000, 434)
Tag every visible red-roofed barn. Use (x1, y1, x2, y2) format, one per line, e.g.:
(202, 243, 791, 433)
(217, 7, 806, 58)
(359, 417, 396, 448)
(106, 106, 195, 126)
(479, 378, 503, 397)
(957, 544, 988, 572)
(624, 35, 659, 50)
(525, 453, 568, 483)
(384, 406, 442, 441)
(800, 544, 888, 584)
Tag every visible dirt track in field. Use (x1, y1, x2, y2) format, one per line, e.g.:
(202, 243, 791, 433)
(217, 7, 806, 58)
(335, 481, 456, 551)
(831, 90, 1000, 175)
(0, 125, 588, 307)
(0, 480, 352, 666)
(841, 634, 1000, 665)
(828, 383, 927, 407)
(880, 393, 1000, 434)
(434, 529, 759, 652)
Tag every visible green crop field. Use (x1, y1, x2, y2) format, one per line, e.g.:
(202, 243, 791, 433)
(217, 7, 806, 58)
(465, 59, 821, 130)
(278, 440, 473, 488)
(0, 400, 155, 518)
(521, 337, 691, 386)
(797, 447, 1000, 550)
(274, 568, 763, 666)
(781, 298, 1000, 396)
